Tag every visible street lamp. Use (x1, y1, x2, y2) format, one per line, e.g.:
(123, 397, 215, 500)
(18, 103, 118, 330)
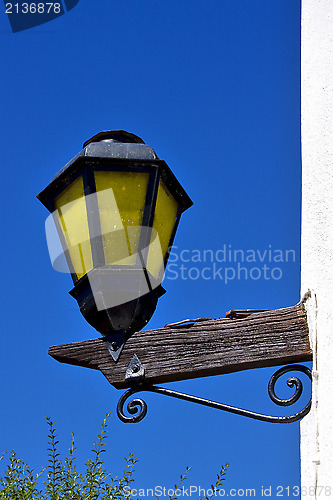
(40, 131, 312, 425)
(37, 130, 193, 360)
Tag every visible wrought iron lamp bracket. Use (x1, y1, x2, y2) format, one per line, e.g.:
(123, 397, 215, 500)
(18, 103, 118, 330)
(116, 356, 312, 424)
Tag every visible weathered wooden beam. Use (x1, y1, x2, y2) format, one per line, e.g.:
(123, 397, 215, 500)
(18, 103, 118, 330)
(49, 303, 312, 389)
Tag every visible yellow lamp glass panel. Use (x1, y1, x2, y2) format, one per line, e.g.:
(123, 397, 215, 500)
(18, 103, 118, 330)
(54, 176, 93, 280)
(94, 171, 149, 266)
(147, 180, 178, 278)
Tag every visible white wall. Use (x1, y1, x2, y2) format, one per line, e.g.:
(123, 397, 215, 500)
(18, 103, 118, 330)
(301, 0, 333, 494)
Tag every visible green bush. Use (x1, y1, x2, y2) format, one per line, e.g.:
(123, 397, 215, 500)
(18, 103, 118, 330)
(0, 414, 229, 500)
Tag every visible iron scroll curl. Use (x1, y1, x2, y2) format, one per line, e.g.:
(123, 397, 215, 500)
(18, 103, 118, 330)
(117, 388, 148, 423)
(116, 364, 312, 424)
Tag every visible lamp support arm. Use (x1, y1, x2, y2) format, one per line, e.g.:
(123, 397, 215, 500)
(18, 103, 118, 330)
(117, 363, 312, 424)
(48, 302, 312, 389)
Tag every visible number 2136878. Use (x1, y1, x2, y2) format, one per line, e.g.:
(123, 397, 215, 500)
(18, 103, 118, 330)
(5, 3, 61, 14)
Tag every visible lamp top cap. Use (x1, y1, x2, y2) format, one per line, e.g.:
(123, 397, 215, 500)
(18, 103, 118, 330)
(83, 130, 145, 148)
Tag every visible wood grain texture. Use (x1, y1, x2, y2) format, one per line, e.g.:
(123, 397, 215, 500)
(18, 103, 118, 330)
(49, 303, 312, 389)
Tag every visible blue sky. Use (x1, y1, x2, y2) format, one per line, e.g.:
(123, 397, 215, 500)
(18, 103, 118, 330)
(0, 0, 310, 497)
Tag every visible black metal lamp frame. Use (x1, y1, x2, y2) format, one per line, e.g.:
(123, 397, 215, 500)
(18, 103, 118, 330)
(37, 131, 193, 361)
